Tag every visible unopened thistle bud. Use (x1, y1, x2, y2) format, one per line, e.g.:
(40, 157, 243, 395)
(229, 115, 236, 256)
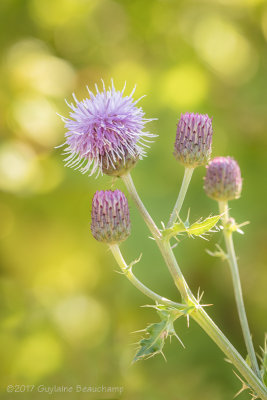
(204, 156, 242, 201)
(91, 190, 131, 244)
(174, 113, 213, 167)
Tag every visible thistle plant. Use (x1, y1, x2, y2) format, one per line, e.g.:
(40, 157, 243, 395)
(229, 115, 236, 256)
(59, 81, 267, 399)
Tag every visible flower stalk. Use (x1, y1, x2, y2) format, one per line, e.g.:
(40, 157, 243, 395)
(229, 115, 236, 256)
(218, 200, 261, 379)
(167, 167, 194, 228)
(122, 172, 189, 301)
(109, 243, 184, 309)
(122, 173, 161, 239)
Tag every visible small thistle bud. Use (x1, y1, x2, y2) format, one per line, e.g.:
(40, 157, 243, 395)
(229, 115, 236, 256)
(204, 156, 242, 201)
(91, 190, 131, 244)
(174, 113, 213, 167)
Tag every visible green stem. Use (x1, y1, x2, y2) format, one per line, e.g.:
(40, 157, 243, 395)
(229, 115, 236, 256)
(109, 243, 183, 309)
(218, 200, 261, 379)
(167, 167, 194, 228)
(122, 173, 188, 300)
(159, 240, 191, 302)
(122, 172, 267, 399)
(122, 173, 161, 239)
(192, 308, 267, 399)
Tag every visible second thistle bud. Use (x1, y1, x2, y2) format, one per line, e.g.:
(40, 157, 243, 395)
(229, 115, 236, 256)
(174, 113, 213, 167)
(91, 190, 131, 244)
(204, 156, 242, 201)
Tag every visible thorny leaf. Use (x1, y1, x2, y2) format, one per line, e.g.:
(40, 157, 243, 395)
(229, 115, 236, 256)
(133, 306, 186, 363)
(162, 214, 221, 241)
(188, 215, 221, 236)
(133, 319, 168, 362)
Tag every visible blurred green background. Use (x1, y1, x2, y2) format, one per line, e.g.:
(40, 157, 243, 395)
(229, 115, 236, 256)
(0, 0, 267, 399)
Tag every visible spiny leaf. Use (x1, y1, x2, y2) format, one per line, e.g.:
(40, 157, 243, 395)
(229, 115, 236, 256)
(133, 307, 184, 363)
(162, 214, 221, 241)
(187, 215, 221, 236)
(133, 319, 167, 362)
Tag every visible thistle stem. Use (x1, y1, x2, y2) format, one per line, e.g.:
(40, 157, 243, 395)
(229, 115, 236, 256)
(167, 167, 194, 228)
(122, 172, 267, 399)
(122, 173, 188, 300)
(192, 308, 267, 399)
(218, 200, 261, 379)
(122, 173, 161, 239)
(109, 243, 184, 309)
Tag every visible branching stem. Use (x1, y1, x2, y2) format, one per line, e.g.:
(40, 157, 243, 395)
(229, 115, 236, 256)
(121, 172, 267, 400)
(109, 243, 183, 309)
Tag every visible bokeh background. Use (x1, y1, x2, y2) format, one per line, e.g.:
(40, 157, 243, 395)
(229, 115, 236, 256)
(0, 0, 267, 399)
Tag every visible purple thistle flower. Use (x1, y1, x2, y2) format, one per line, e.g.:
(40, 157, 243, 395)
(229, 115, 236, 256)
(91, 190, 131, 244)
(204, 156, 242, 201)
(174, 112, 213, 167)
(59, 81, 156, 177)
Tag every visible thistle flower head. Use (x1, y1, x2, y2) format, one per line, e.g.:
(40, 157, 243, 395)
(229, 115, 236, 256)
(204, 156, 242, 201)
(60, 81, 155, 177)
(174, 112, 213, 167)
(91, 189, 130, 244)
